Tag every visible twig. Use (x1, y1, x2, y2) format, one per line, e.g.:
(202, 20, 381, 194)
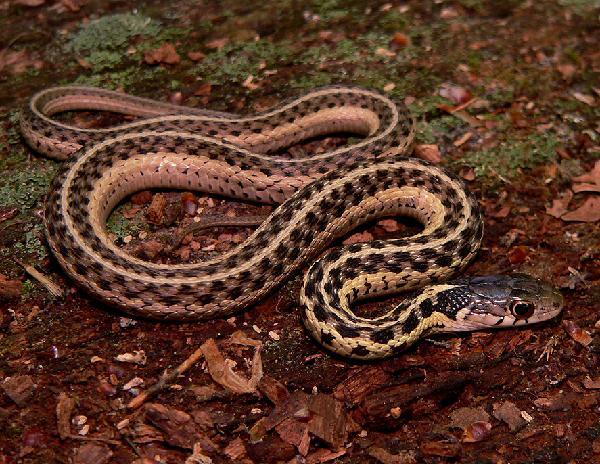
(127, 347, 204, 410)
(17, 261, 64, 297)
(65, 434, 121, 446)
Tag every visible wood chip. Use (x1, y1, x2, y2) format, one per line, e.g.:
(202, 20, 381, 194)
(56, 392, 75, 438)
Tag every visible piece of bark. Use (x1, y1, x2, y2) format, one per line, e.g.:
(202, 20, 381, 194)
(333, 366, 391, 406)
(144, 403, 217, 451)
(56, 392, 76, 439)
(73, 443, 113, 464)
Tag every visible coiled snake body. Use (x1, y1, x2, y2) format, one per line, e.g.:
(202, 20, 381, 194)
(20, 85, 563, 359)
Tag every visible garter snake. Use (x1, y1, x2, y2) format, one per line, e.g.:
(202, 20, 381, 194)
(20, 85, 563, 359)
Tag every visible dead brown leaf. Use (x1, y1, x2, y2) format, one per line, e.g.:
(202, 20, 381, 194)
(462, 421, 492, 443)
(390, 32, 410, 49)
(200, 333, 262, 394)
(571, 91, 595, 106)
(144, 43, 181, 65)
(439, 83, 472, 105)
(562, 320, 593, 346)
(545, 190, 573, 218)
(556, 63, 576, 80)
(583, 376, 600, 389)
(572, 160, 600, 185)
(560, 196, 600, 222)
(194, 83, 212, 97)
(206, 38, 229, 49)
(187, 51, 206, 62)
(414, 144, 442, 163)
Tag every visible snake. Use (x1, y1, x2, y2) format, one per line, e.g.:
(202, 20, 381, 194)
(19, 85, 564, 359)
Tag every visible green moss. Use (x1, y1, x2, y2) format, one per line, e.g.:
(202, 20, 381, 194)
(417, 115, 467, 144)
(291, 72, 333, 89)
(197, 39, 293, 84)
(72, 67, 166, 90)
(106, 204, 144, 241)
(14, 227, 47, 260)
(69, 13, 161, 55)
(311, 0, 351, 21)
(0, 162, 58, 211)
(558, 0, 600, 13)
(21, 279, 37, 296)
(378, 9, 409, 32)
(456, 133, 559, 180)
(85, 50, 124, 72)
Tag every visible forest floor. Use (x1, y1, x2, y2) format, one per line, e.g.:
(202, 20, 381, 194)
(0, 0, 599, 463)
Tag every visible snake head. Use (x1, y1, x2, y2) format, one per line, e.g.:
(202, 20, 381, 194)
(437, 274, 564, 332)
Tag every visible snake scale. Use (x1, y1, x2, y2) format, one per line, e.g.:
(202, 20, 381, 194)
(20, 85, 563, 359)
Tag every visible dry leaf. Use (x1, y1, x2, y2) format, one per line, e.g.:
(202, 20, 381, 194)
(561, 196, 600, 222)
(571, 91, 595, 106)
(563, 320, 593, 346)
(546, 190, 573, 218)
(200, 334, 262, 394)
(462, 421, 492, 443)
(583, 376, 600, 389)
(572, 160, 600, 185)
(453, 132, 472, 147)
(557, 63, 576, 80)
(206, 38, 229, 49)
(439, 83, 472, 105)
(414, 144, 442, 163)
(390, 32, 410, 49)
(375, 47, 396, 58)
(144, 43, 180, 65)
(187, 51, 206, 62)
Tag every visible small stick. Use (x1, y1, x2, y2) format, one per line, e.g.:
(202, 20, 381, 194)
(65, 434, 121, 445)
(127, 347, 204, 410)
(18, 261, 64, 297)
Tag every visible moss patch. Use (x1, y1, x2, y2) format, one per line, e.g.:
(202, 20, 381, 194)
(456, 133, 560, 180)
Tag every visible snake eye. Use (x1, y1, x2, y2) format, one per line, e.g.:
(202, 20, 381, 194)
(511, 301, 535, 319)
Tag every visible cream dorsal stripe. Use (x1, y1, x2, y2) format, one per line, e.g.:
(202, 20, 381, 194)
(21, 85, 563, 359)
